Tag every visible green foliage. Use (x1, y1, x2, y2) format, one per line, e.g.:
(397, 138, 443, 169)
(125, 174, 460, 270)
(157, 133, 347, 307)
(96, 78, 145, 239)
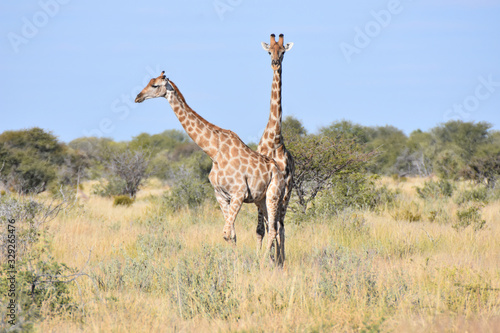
(282, 115, 307, 138)
(91, 178, 127, 197)
(163, 168, 215, 212)
(415, 179, 454, 200)
(129, 130, 190, 156)
(433, 149, 465, 180)
(364, 125, 408, 175)
(460, 155, 500, 188)
(0, 128, 66, 194)
(0, 194, 77, 328)
(454, 186, 489, 205)
(312, 174, 398, 216)
(113, 195, 134, 207)
(431, 120, 491, 160)
(320, 120, 369, 143)
(453, 205, 486, 231)
(287, 130, 375, 213)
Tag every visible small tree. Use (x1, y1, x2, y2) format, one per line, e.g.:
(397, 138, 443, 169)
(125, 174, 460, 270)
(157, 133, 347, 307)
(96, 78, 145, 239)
(286, 132, 375, 214)
(460, 155, 500, 189)
(0, 128, 65, 194)
(107, 150, 152, 198)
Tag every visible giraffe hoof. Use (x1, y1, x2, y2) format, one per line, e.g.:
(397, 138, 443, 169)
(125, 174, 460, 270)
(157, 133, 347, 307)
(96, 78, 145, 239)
(223, 226, 237, 243)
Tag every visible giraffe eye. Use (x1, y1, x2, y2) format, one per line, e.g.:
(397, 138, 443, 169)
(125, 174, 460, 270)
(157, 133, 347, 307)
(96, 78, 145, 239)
(152, 84, 159, 88)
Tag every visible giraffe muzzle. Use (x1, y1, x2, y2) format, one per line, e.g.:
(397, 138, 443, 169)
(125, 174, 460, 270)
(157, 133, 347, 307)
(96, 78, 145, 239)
(135, 94, 145, 103)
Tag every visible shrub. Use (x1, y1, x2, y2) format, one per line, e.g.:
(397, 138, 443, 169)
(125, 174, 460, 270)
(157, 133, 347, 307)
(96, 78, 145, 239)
(310, 173, 398, 216)
(389, 201, 422, 222)
(0, 193, 77, 328)
(427, 207, 450, 224)
(453, 205, 486, 231)
(415, 179, 454, 200)
(163, 168, 214, 212)
(91, 178, 127, 197)
(454, 186, 489, 205)
(0, 128, 66, 194)
(113, 195, 134, 207)
(164, 245, 240, 320)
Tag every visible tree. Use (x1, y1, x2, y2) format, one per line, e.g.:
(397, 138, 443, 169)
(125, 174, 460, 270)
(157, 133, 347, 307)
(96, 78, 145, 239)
(286, 131, 375, 214)
(431, 120, 491, 160)
(129, 129, 190, 156)
(106, 150, 152, 198)
(282, 115, 307, 138)
(364, 125, 408, 174)
(460, 155, 500, 188)
(319, 120, 369, 143)
(0, 128, 65, 194)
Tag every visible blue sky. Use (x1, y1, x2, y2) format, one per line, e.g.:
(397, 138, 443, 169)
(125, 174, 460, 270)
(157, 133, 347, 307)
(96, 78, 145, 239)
(1, 0, 499, 144)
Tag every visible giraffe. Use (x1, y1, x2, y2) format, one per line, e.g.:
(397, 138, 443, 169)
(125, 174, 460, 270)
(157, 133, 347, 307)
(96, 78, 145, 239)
(135, 72, 285, 264)
(257, 34, 294, 264)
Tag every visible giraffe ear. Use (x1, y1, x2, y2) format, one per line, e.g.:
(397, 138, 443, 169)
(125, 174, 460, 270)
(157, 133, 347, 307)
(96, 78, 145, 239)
(284, 42, 294, 52)
(261, 42, 270, 52)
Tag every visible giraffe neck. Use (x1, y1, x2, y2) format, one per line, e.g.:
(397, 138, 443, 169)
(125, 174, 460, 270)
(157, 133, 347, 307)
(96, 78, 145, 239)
(165, 81, 220, 159)
(259, 68, 283, 152)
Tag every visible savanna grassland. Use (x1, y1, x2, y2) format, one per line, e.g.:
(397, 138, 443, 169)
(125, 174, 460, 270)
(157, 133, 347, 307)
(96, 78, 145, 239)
(3, 176, 500, 333)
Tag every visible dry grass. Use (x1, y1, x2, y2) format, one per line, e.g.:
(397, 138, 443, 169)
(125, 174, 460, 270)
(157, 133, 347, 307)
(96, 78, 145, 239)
(26, 177, 500, 332)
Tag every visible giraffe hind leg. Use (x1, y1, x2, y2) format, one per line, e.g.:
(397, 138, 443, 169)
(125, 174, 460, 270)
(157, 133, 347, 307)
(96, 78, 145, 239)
(256, 205, 267, 250)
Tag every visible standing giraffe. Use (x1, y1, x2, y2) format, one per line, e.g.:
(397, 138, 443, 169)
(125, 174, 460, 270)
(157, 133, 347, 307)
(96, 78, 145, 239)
(135, 72, 285, 264)
(258, 34, 294, 264)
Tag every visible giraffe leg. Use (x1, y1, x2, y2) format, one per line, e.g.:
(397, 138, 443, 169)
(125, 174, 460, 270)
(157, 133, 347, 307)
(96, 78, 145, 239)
(264, 174, 283, 265)
(221, 194, 244, 245)
(214, 190, 230, 221)
(276, 183, 292, 266)
(276, 158, 293, 266)
(256, 205, 267, 250)
(275, 206, 285, 267)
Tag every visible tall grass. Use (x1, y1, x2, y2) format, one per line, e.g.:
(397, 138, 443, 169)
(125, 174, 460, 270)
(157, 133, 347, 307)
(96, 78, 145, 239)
(10, 177, 500, 332)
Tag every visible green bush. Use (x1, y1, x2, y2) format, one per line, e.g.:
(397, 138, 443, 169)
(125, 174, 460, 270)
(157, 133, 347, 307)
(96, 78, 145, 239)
(0, 128, 66, 194)
(91, 178, 127, 197)
(163, 168, 214, 212)
(415, 179, 454, 200)
(454, 186, 489, 205)
(453, 205, 486, 231)
(0, 194, 77, 329)
(311, 173, 398, 216)
(113, 195, 134, 207)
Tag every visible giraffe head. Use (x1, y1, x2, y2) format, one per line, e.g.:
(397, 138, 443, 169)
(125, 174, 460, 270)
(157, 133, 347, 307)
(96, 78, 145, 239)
(135, 71, 173, 103)
(261, 34, 293, 71)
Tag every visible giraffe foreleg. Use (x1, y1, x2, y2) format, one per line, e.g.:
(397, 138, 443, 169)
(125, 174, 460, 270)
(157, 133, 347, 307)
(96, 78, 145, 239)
(221, 194, 244, 245)
(264, 172, 284, 265)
